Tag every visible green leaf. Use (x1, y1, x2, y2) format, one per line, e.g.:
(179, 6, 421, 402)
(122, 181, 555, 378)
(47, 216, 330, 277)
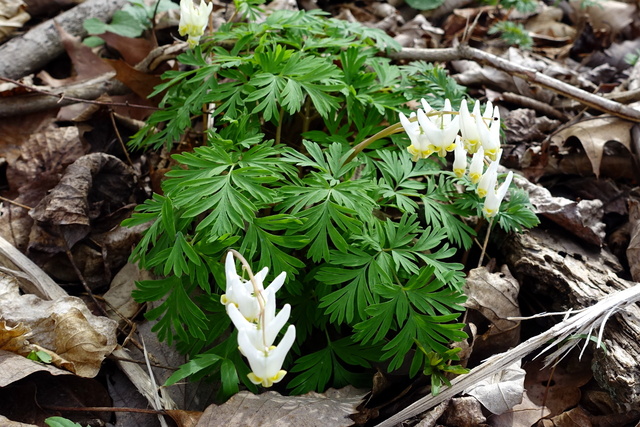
(405, 0, 446, 10)
(165, 353, 222, 386)
(45, 417, 84, 427)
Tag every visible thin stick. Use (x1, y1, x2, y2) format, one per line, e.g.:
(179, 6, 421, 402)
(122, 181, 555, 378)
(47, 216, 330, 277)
(389, 46, 640, 123)
(0, 195, 32, 210)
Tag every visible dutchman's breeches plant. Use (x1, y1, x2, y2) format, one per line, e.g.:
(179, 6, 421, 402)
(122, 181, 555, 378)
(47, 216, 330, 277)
(125, 0, 538, 400)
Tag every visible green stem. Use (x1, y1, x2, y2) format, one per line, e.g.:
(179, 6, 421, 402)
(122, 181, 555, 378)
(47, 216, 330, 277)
(477, 218, 493, 269)
(275, 107, 284, 145)
(343, 122, 404, 165)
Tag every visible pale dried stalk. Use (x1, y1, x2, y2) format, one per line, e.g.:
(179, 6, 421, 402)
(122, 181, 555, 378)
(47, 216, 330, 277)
(375, 282, 640, 427)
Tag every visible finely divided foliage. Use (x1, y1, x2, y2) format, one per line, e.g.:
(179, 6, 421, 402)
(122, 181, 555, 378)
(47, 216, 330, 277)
(124, 1, 538, 399)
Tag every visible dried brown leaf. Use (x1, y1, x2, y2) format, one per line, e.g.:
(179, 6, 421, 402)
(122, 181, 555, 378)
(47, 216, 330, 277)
(550, 116, 634, 178)
(0, 0, 30, 43)
(0, 272, 117, 377)
(100, 31, 155, 66)
(440, 396, 486, 426)
(491, 391, 551, 427)
(196, 386, 365, 427)
(524, 356, 592, 417)
(463, 266, 521, 358)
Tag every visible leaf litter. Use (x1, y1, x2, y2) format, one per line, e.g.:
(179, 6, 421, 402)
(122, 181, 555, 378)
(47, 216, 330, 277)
(2, 0, 640, 426)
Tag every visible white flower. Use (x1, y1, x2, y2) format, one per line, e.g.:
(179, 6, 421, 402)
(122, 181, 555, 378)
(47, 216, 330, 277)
(459, 99, 493, 154)
(239, 324, 296, 387)
(416, 98, 460, 158)
(179, 0, 212, 48)
(483, 171, 513, 217)
(221, 252, 286, 322)
(227, 298, 292, 351)
(482, 106, 501, 161)
(400, 112, 433, 161)
(452, 136, 467, 178)
(468, 147, 485, 184)
(477, 157, 498, 199)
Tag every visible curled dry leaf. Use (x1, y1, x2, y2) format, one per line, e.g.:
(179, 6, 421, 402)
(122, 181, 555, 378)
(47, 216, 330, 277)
(524, 357, 592, 417)
(439, 396, 486, 426)
(26, 152, 138, 288)
(490, 390, 551, 427)
(513, 173, 606, 246)
(463, 266, 521, 359)
(196, 386, 365, 427)
(464, 361, 526, 415)
(0, 272, 117, 377)
(0, 0, 30, 43)
(550, 116, 634, 178)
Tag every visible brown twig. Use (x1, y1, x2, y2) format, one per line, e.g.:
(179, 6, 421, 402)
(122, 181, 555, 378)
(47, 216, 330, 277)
(0, 75, 159, 116)
(42, 405, 165, 415)
(389, 46, 640, 123)
(0, 195, 32, 211)
(500, 92, 568, 121)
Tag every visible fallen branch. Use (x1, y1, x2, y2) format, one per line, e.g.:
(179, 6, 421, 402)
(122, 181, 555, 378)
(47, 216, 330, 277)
(0, 0, 128, 80)
(390, 46, 640, 123)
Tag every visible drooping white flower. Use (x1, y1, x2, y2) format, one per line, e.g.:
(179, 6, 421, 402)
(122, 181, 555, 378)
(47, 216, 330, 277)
(468, 147, 485, 184)
(477, 157, 498, 199)
(482, 106, 501, 161)
(416, 98, 460, 158)
(452, 136, 467, 178)
(227, 299, 292, 351)
(459, 99, 493, 154)
(483, 171, 513, 217)
(221, 252, 286, 322)
(400, 112, 433, 161)
(239, 324, 296, 387)
(179, 0, 213, 48)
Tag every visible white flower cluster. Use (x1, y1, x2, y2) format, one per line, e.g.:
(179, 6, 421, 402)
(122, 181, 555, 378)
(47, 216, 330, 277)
(399, 98, 513, 218)
(221, 252, 296, 387)
(179, 0, 213, 48)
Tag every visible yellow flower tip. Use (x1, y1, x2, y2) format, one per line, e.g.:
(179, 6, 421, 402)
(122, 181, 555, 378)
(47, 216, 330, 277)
(453, 168, 465, 178)
(477, 188, 488, 198)
(407, 145, 432, 161)
(483, 207, 497, 217)
(445, 143, 456, 152)
(247, 370, 287, 387)
(469, 173, 481, 183)
(485, 148, 498, 161)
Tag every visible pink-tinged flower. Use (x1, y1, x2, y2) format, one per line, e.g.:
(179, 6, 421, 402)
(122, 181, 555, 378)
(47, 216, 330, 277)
(483, 171, 513, 217)
(239, 324, 296, 387)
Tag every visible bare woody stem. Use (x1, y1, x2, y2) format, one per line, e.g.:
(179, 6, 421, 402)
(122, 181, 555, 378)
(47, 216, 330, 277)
(228, 249, 268, 348)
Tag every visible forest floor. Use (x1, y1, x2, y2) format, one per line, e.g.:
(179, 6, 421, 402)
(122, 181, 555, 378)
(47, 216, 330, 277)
(1, 0, 640, 426)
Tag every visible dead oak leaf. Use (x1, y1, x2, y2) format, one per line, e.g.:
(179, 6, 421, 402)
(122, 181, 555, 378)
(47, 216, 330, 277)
(196, 386, 365, 427)
(551, 116, 634, 178)
(0, 273, 117, 378)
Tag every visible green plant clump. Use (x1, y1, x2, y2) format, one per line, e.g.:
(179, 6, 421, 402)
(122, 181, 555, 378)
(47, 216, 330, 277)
(123, 1, 538, 400)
